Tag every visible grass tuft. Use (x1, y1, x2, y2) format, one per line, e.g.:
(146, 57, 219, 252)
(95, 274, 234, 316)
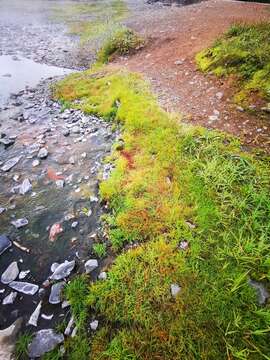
(14, 332, 32, 360)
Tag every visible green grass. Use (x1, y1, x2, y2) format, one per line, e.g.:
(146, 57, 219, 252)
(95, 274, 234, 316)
(55, 66, 270, 359)
(93, 243, 107, 258)
(14, 332, 33, 360)
(196, 22, 270, 109)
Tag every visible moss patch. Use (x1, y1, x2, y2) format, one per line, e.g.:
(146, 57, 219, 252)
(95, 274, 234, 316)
(55, 66, 270, 359)
(196, 22, 270, 110)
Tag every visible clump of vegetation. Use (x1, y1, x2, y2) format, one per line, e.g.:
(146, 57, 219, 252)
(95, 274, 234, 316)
(14, 332, 32, 360)
(55, 66, 270, 359)
(196, 22, 270, 108)
(97, 26, 144, 63)
(93, 243, 107, 258)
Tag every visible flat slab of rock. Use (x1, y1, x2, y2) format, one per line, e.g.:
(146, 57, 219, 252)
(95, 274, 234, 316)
(49, 282, 65, 304)
(11, 218, 28, 229)
(0, 234, 12, 255)
(1, 261, 19, 284)
(9, 281, 39, 295)
(28, 329, 64, 358)
(1, 156, 22, 172)
(85, 259, 98, 274)
(50, 260, 75, 280)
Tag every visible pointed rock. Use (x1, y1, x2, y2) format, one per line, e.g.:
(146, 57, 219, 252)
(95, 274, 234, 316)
(1, 262, 19, 284)
(28, 301, 42, 327)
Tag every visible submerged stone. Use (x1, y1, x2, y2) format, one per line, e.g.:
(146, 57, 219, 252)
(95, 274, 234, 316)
(28, 329, 64, 358)
(50, 260, 75, 281)
(1, 261, 19, 284)
(0, 234, 12, 255)
(49, 282, 65, 304)
(9, 281, 39, 295)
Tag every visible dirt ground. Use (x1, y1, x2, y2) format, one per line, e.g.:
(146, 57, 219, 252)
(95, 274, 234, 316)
(118, 0, 270, 151)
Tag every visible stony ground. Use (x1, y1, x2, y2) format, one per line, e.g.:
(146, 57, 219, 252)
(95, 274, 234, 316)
(119, 0, 270, 151)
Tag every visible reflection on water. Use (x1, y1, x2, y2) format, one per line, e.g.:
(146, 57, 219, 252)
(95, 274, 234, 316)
(0, 55, 73, 106)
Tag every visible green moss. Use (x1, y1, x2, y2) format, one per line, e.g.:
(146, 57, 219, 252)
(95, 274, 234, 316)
(196, 22, 270, 108)
(93, 243, 107, 258)
(55, 66, 270, 359)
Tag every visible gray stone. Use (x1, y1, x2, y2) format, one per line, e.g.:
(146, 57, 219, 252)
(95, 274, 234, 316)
(32, 159, 40, 167)
(71, 126, 80, 134)
(0, 318, 23, 360)
(9, 281, 39, 295)
(2, 292, 17, 305)
(98, 272, 107, 280)
(19, 270, 30, 279)
(215, 92, 224, 100)
(0, 137, 15, 148)
(171, 283, 181, 297)
(56, 180, 65, 188)
(248, 279, 269, 305)
(19, 178, 32, 195)
(1, 156, 22, 172)
(28, 329, 64, 358)
(50, 263, 59, 273)
(28, 301, 42, 327)
(37, 148, 48, 159)
(11, 218, 28, 229)
(49, 282, 65, 304)
(50, 260, 75, 281)
(90, 320, 98, 331)
(1, 262, 19, 284)
(85, 259, 98, 274)
(0, 234, 12, 255)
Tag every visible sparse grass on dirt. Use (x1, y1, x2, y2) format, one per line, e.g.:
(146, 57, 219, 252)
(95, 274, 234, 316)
(55, 65, 270, 359)
(196, 22, 270, 111)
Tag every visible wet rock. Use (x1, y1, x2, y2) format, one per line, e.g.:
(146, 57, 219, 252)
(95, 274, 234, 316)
(9, 281, 39, 295)
(50, 260, 75, 280)
(11, 218, 28, 229)
(2, 292, 17, 305)
(28, 301, 42, 327)
(98, 272, 107, 280)
(49, 282, 65, 304)
(19, 178, 32, 195)
(171, 283, 181, 297)
(85, 259, 98, 274)
(37, 147, 48, 159)
(248, 279, 269, 305)
(1, 156, 22, 172)
(0, 318, 23, 360)
(0, 234, 12, 255)
(1, 261, 19, 284)
(28, 329, 64, 358)
(19, 270, 30, 279)
(90, 320, 98, 331)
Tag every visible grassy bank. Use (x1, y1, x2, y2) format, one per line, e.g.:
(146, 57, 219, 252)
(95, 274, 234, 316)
(196, 22, 270, 112)
(54, 65, 270, 359)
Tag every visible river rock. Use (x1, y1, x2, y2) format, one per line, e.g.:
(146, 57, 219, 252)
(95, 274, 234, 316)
(1, 261, 19, 284)
(2, 292, 17, 305)
(0, 318, 23, 360)
(37, 147, 48, 159)
(85, 259, 98, 273)
(50, 260, 75, 280)
(11, 218, 28, 228)
(1, 156, 22, 172)
(49, 282, 65, 304)
(171, 283, 181, 297)
(9, 281, 39, 295)
(19, 178, 32, 195)
(28, 301, 42, 327)
(28, 329, 64, 358)
(0, 234, 12, 255)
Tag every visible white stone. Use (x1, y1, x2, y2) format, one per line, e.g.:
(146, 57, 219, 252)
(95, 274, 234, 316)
(85, 259, 98, 274)
(1, 262, 19, 284)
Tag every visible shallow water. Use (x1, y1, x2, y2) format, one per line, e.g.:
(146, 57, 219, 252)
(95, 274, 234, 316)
(0, 55, 73, 106)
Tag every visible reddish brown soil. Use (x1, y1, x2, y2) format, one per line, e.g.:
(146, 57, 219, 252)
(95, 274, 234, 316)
(118, 0, 270, 151)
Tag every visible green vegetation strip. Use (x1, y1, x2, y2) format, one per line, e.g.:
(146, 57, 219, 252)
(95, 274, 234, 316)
(196, 23, 270, 111)
(54, 65, 270, 359)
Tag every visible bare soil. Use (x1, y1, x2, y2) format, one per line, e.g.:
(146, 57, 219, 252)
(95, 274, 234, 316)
(119, 0, 270, 151)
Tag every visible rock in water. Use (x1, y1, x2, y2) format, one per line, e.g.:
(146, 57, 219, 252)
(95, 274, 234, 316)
(1, 156, 22, 172)
(2, 292, 17, 305)
(50, 260, 75, 280)
(28, 301, 42, 327)
(11, 218, 28, 229)
(37, 148, 48, 159)
(85, 259, 98, 274)
(9, 281, 39, 295)
(28, 329, 64, 358)
(19, 178, 32, 195)
(0, 318, 23, 360)
(1, 262, 19, 284)
(49, 282, 65, 304)
(0, 234, 12, 255)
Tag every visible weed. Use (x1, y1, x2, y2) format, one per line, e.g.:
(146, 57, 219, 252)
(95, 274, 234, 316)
(196, 22, 270, 109)
(93, 243, 107, 258)
(14, 332, 32, 360)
